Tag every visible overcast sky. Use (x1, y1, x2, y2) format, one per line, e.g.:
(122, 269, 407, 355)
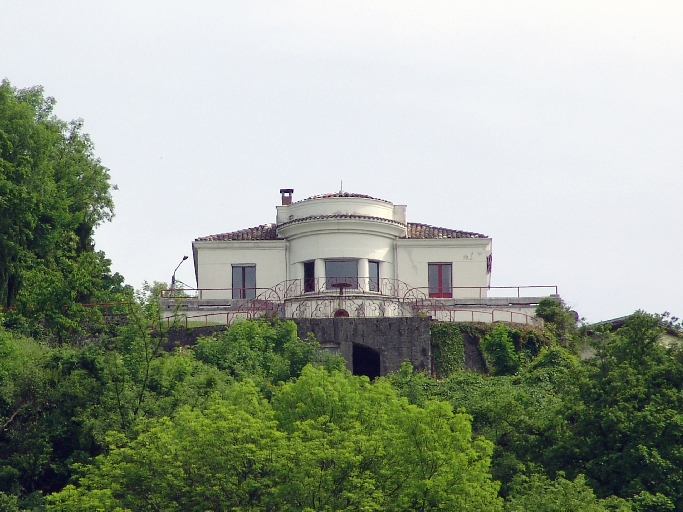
(2, 1, 681, 322)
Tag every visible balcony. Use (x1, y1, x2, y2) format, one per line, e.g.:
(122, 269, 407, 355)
(160, 279, 558, 328)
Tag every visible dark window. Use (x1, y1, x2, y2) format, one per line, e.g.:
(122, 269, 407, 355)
(303, 261, 315, 292)
(325, 259, 358, 289)
(428, 263, 452, 298)
(232, 265, 256, 299)
(369, 260, 380, 292)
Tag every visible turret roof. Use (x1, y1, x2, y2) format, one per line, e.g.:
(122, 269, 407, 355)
(295, 191, 392, 203)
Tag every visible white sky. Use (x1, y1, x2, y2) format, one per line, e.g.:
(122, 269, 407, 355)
(2, 1, 681, 322)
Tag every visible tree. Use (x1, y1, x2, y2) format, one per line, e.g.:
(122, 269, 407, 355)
(193, 319, 319, 385)
(48, 365, 503, 511)
(505, 473, 632, 512)
(0, 79, 125, 338)
(535, 298, 579, 346)
(555, 312, 683, 509)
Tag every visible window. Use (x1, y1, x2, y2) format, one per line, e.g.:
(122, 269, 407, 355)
(232, 265, 256, 299)
(428, 263, 452, 298)
(369, 260, 380, 292)
(303, 261, 315, 293)
(325, 259, 358, 289)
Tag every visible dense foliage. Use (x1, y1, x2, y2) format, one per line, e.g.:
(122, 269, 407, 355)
(390, 311, 683, 511)
(0, 315, 503, 511)
(2, 303, 682, 510)
(0, 79, 129, 341)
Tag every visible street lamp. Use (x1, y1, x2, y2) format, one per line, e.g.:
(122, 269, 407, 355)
(171, 255, 189, 289)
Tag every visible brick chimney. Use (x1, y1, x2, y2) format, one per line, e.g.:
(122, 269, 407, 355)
(280, 189, 294, 205)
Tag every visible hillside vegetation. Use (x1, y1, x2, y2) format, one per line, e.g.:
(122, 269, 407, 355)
(2, 81, 683, 511)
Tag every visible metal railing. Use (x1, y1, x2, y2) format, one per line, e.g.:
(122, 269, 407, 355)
(160, 287, 274, 300)
(165, 305, 542, 328)
(417, 307, 542, 326)
(411, 285, 558, 299)
(160, 278, 416, 301)
(3, 301, 134, 314)
(161, 280, 558, 302)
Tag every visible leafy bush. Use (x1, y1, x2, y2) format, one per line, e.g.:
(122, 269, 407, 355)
(482, 323, 521, 376)
(505, 473, 632, 512)
(193, 319, 318, 384)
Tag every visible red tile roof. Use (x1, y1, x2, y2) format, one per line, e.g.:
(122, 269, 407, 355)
(195, 220, 486, 241)
(296, 191, 392, 203)
(406, 222, 487, 239)
(195, 223, 278, 241)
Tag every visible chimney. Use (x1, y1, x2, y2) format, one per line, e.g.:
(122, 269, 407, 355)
(280, 188, 294, 205)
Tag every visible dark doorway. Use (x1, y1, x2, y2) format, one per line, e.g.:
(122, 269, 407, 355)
(334, 309, 349, 318)
(353, 344, 381, 379)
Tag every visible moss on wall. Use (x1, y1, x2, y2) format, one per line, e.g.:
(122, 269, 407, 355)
(430, 322, 553, 378)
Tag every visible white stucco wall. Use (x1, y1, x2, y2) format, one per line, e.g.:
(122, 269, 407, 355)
(396, 239, 491, 298)
(278, 217, 404, 282)
(276, 197, 407, 225)
(193, 240, 286, 299)
(288, 231, 393, 265)
(193, 229, 491, 299)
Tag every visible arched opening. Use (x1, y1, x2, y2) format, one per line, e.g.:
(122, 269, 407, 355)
(333, 309, 349, 317)
(353, 344, 381, 379)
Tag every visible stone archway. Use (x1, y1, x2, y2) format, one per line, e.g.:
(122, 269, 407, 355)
(352, 343, 380, 379)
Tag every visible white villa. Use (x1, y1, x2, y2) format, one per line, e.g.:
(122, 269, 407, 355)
(164, 189, 557, 326)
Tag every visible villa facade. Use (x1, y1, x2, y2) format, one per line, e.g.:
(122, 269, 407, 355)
(165, 189, 556, 326)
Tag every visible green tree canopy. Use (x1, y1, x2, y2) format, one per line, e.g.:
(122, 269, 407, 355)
(554, 312, 683, 509)
(48, 365, 502, 511)
(0, 79, 127, 340)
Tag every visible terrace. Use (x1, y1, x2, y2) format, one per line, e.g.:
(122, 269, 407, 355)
(160, 278, 558, 328)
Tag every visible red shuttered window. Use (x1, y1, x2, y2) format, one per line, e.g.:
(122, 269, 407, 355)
(428, 263, 452, 298)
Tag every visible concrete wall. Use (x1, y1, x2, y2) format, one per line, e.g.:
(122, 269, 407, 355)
(276, 196, 405, 224)
(193, 240, 286, 298)
(294, 317, 431, 376)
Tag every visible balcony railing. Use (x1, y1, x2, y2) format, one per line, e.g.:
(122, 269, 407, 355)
(164, 305, 543, 328)
(412, 285, 559, 299)
(161, 280, 558, 302)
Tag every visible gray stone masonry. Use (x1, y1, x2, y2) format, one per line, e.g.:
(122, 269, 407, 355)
(294, 317, 431, 376)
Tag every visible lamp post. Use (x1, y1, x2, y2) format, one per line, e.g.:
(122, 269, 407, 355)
(171, 255, 189, 289)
